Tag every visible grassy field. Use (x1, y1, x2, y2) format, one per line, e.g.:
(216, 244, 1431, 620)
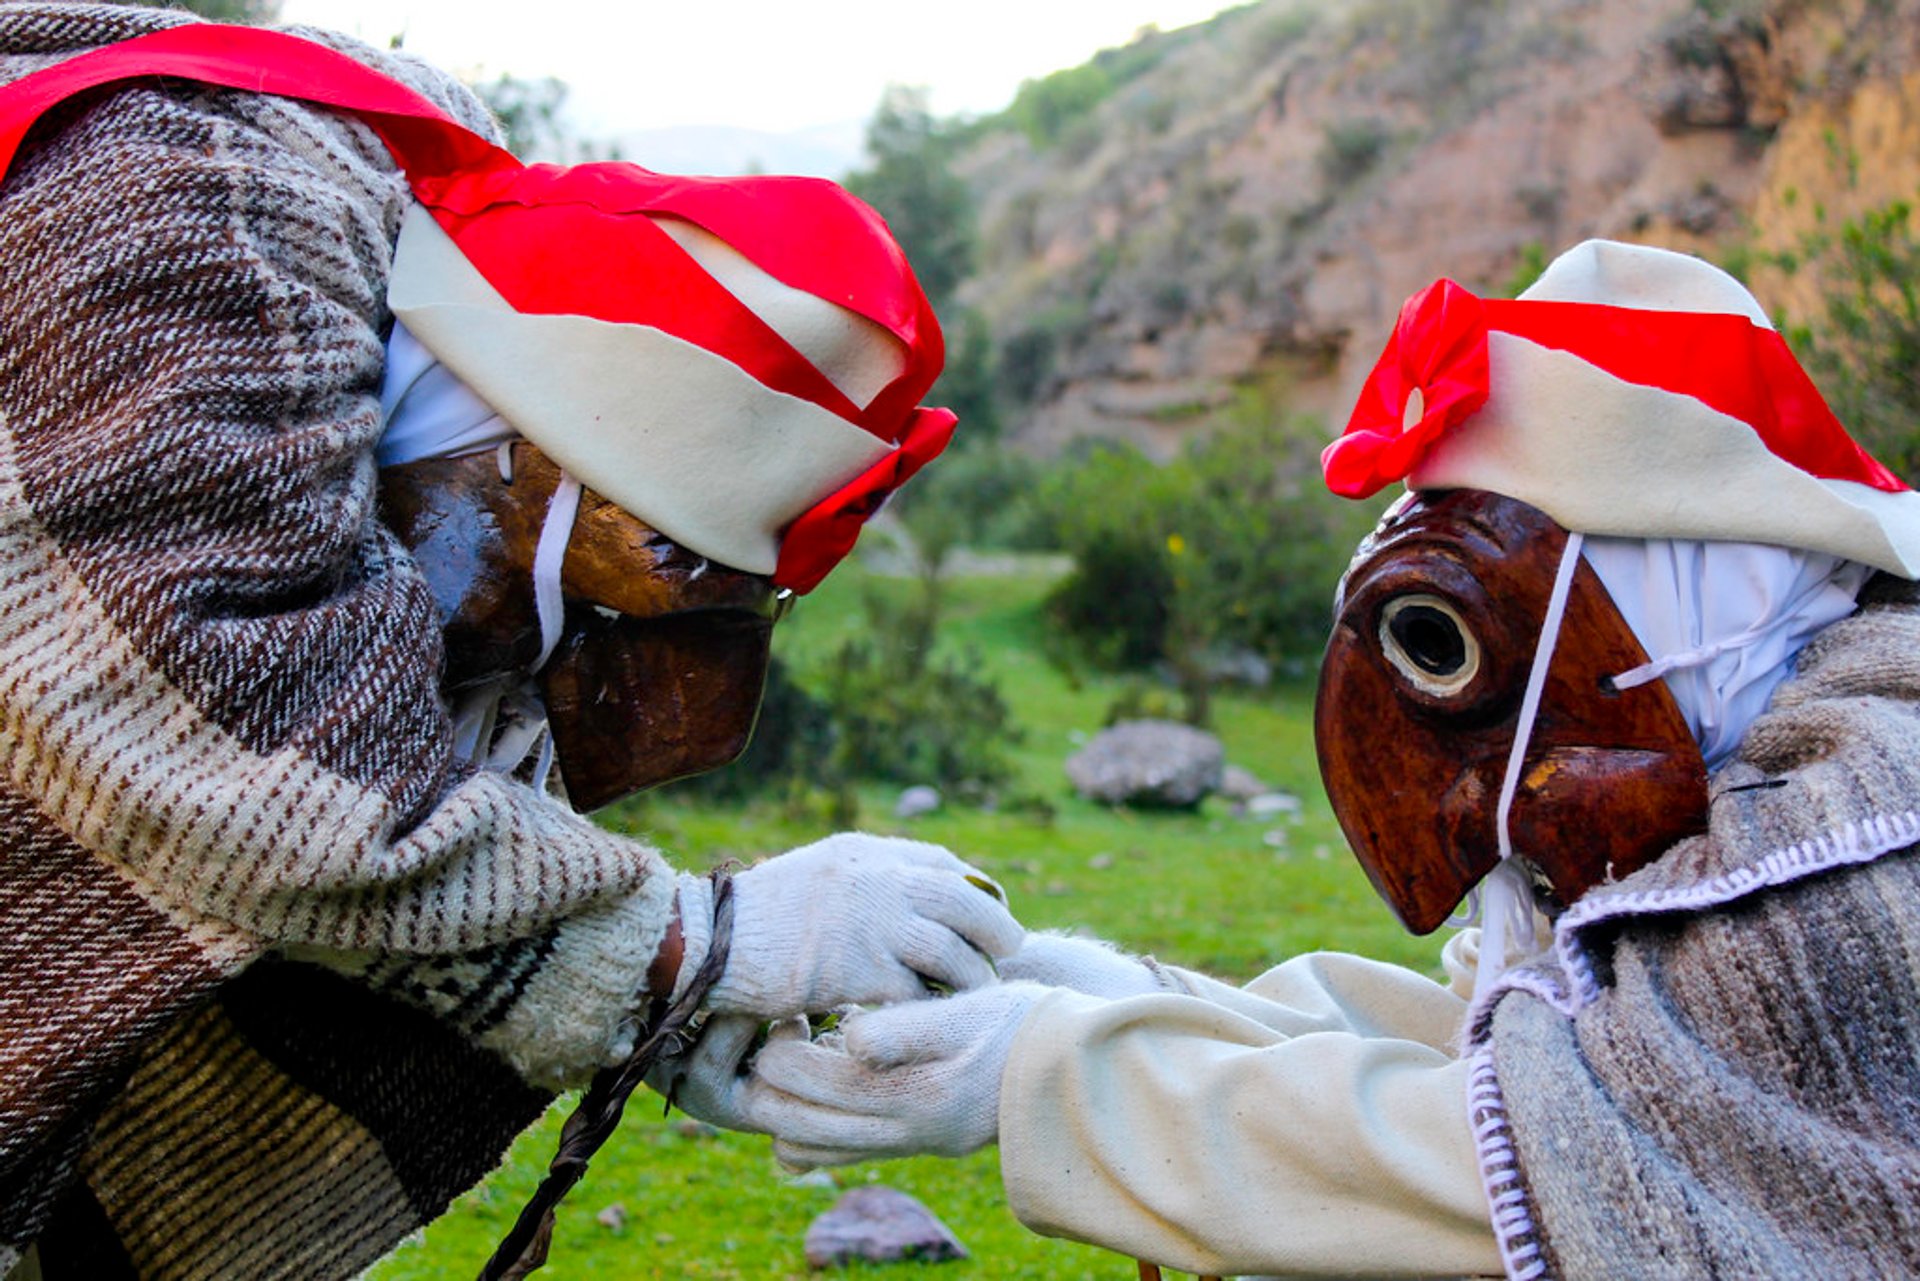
(372, 559, 1431, 1280)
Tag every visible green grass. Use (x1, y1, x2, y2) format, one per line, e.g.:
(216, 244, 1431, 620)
(371, 558, 1431, 1280)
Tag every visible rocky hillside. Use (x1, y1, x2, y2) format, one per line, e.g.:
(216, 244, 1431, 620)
(946, 0, 1920, 456)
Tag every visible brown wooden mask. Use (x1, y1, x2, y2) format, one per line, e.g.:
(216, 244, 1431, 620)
(379, 443, 776, 811)
(1313, 489, 1709, 934)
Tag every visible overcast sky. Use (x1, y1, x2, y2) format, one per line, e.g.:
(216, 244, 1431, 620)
(276, 0, 1241, 135)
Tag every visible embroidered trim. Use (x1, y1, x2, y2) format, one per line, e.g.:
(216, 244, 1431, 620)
(1554, 809, 1920, 1007)
(1468, 1047, 1548, 1281)
(1466, 964, 1573, 1050)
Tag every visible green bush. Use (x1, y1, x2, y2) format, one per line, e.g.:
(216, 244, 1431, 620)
(1004, 63, 1116, 148)
(1046, 512, 1177, 669)
(999, 326, 1060, 405)
(1030, 408, 1380, 687)
(1779, 199, 1920, 483)
(812, 581, 1021, 795)
(1319, 118, 1391, 187)
(888, 442, 1049, 553)
(659, 582, 1020, 817)
(997, 28, 1176, 149)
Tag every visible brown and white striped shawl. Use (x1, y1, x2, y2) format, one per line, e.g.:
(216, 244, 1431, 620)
(0, 5, 680, 1276)
(1468, 573, 1920, 1279)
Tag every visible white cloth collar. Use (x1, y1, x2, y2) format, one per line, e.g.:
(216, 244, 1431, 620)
(1581, 537, 1872, 770)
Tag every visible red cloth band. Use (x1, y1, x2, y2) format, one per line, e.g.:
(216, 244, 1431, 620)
(1324, 276, 1903, 500)
(0, 22, 952, 590)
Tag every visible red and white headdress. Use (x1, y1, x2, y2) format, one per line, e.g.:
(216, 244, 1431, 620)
(0, 23, 950, 592)
(1324, 239, 1920, 577)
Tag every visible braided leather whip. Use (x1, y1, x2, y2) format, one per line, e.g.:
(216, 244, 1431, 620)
(479, 873, 736, 1281)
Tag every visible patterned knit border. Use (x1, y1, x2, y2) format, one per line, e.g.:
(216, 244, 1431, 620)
(1464, 810, 1920, 1047)
(1467, 1047, 1548, 1281)
(1554, 809, 1920, 1007)
(1464, 965, 1572, 1050)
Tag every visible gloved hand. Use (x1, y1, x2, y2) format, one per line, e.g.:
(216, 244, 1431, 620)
(699, 982, 1047, 1166)
(675, 833, 1022, 1018)
(998, 929, 1180, 999)
(646, 1012, 803, 1133)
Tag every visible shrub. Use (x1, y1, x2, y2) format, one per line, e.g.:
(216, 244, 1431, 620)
(813, 580, 1021, 795)
(656, 579, 1020, 814)
(1779, 199, 1920, 483)
(887, 442, 1049, 554)
(1502, 241, 1550, 297)
(1030, 406, 1381, 691)
(1319, 118, 1391, 187)
(1245, 6, 1319, 66)
(996, 28, 1177, 148)
(1005, 63, 1116, 148)
(1046, 515, 1177, 670)
(1000, 327, 1060, 405)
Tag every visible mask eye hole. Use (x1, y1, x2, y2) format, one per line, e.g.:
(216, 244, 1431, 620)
(1380, 595, 1480, 696)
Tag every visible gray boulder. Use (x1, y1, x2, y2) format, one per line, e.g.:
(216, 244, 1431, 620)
(1217, 764, 1270, 803)
(1066, 719, 1224, 808)
(893, 784, 943, 819)
(803, 1185, 968, 1268)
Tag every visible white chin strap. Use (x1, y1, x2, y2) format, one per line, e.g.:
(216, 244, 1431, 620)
(1456, 531, 1585, 1001)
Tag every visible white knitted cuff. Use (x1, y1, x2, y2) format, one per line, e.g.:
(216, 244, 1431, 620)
(474, 871, 679, 1090)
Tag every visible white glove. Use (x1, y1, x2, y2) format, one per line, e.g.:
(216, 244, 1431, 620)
(744, 982, 1048, 1168)
(675, 833, 1023, 1018)
(998, 930, 1179, 999)
(646, 1012, 803, 1132)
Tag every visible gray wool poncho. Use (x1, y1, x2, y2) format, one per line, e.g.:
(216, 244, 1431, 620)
(1472, 572, 1920, 1277)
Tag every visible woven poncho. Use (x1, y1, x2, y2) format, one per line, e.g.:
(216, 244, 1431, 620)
(1472, 574, 1920, 1277)
(0, 6, 684, 1276)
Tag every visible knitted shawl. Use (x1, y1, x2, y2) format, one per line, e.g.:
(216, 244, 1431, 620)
(0, 6, 680, 1277)
(1470, 573, 1920, 1278)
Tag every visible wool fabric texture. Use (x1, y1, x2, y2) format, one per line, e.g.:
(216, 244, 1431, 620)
(0, 6, 680, 1277)
(1470, 573, 1920, 1279)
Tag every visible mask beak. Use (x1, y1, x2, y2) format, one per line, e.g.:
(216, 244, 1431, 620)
(1315, 490, 1709, 933)
(540, 606, 774, 811)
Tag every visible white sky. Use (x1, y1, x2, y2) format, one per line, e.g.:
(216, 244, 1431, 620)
(276, 0, 1242, 135)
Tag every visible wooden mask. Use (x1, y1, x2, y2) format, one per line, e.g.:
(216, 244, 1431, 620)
(379, 444, 776, 811)
(1314, 490, 1710, 934)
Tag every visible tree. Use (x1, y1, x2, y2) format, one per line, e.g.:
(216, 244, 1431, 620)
(844, 86, 999, 442)
(468, 73, 575, 162)
(845, 85, 975, 315)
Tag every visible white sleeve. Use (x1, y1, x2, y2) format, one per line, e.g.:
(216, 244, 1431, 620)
(1152, 945, 1473, 1050)
(998, 976, 1500, 1278)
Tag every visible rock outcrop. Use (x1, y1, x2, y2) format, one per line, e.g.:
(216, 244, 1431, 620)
(948, 0, 1920, 456)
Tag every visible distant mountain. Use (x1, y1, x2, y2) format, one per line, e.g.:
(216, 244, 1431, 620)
(610, 120, 867, 179)
(935, 0, 1920, 456)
